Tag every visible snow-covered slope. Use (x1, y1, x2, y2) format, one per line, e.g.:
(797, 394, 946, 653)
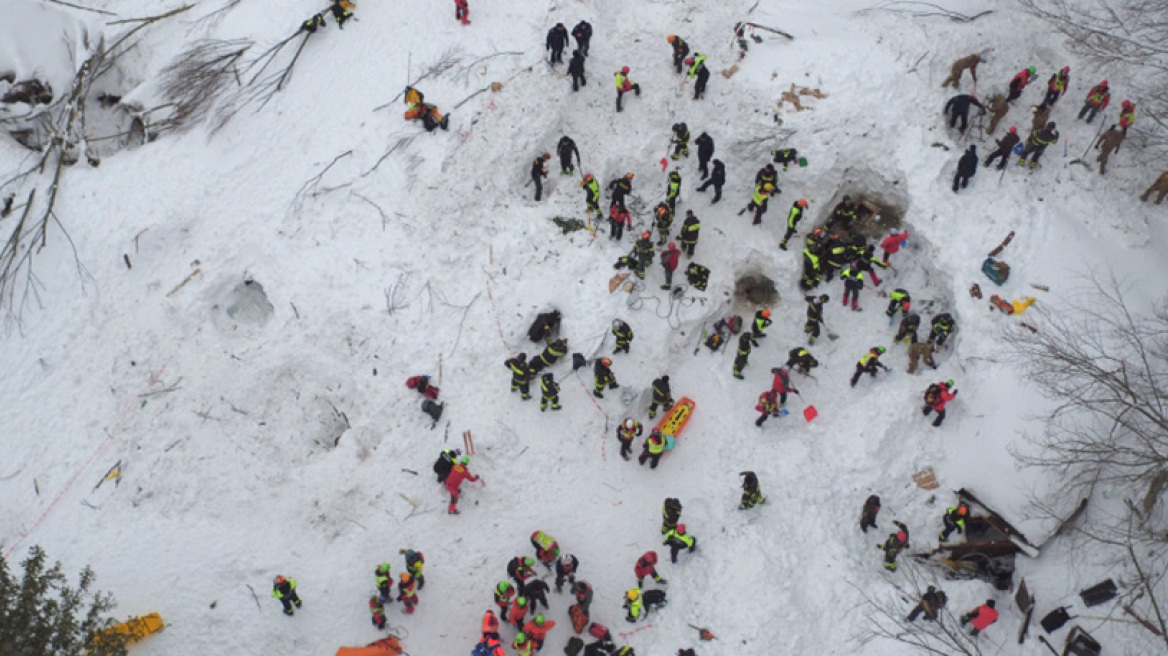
(2, 0, 1165, 654)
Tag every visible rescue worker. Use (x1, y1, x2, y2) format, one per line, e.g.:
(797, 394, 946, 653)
(572, 580, 594, 614)
(660, 242, 680, 290)
(1040, 66, 1070, 109)
(546, 23, 570, 65)
(612, 415, 640, 457)
(755, 388, 780, 427)
(907, 586, 948, 622)
(771, 366, 798, 407)
(906, 341, 938, 374)
(507, 556, 536, 591)
(896, 312, 921, 344)
(530, 530, 560, 567)
(433, 448, 459, 483)
(686, 53, 709, 99)
(369, 594, 387, 629)
(804, 294, 828, 344)
(445, 456, 480, 514)
(739, 471, 766, 509)
(850, 346, 889, 387)
(540, 373, 561, 411)
(960, 600, 999, 636)
(525, 579, 551, 612)
(614, 66, 641, 112)
(454, 0, 469, 25)
(634, 551, 665, 587)
(841, 263, 865, 311)
(648, 375, 673, 419)
(272, 575, 302, 616)
(985, 93, 1009, 134)
(531, 338, 568, 373)
(593, 357, 619, 398)
(662, 497, 682, 535)
(667, 35, 690, 74)
(482, 609, 501, 641)
(923, 379, 958, 427)
(984, 127, 1020, 170)
(1119, 99, 1135, 134)
(513, 632, 534, 656)
(1007, 66, 1037, 103)
(752, 309, 772, 339)
(880, 228, 908, 264)
(581, 173, 601, 220)
(375, 562, 394, 602)
(772, 147, 800, 170)
(1032, 102, 1052, 132)
(828, 196, 858, 232)
(608, 172, 633, 212)
(612, 319, 634, 354)
(1017, 121, 1059, 168)
(663, 524, 696, 563)
(509, 596, 529, 629)
(732, 330, 757, 379)
(495, 581, 516, 620)
(624, 589, 644, 623)
(653, 201, 670, 243)
(695, 159, 725, 203)
(555, 554, 579, 593)
(302, 13, 325, 33)
(779, 198, 808, 250)
(1095, 124, 1125, 175)
(860, 494, 881, 532)
(786, 347, 819, 375)
(671, 123, 690, 160)
(928, 313, 956, 346)
(944, 93, 985, 133)
(953, 145, 978, 192)
(881, 521, 910, 571)
(938, 501, 969, 542)
(569, 49, 587, 92)
(685, 262, 710, 291)
(665, 170, 681, 212)
(571, 21, 591, 56)
(1141, 170, 1168, 205)
(940, 53, 980, 89)
(638, 430, 666, 469)
(632, 232, 654, 280)
(801, 243, 822, 291)
(695, 132, 714, 179)
(531, 152, 550, 201)
(678, 210, 701, 257)
(329, 0, 354, 27)
(397, 572, 418, 614)
(557, 136, 580, 176)
(1078, 80, 1110, 122)
(506, 353, 532, 399)
(886, 289, 911, 318)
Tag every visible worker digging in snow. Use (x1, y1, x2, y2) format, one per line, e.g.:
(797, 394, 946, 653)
(880, 228, 908, 264)
(614, 66, 641, 112)
(404, 87, 450, 132)
(907, 586, 948, 622)
(740, 182, 776, 225)
(770, 366, 798, 407)
(1017, 121, 1059, 169)
(662, 497, 683, 535)
(648, 375, 673, 419)
(940, 53, 980, 89)
(301, 13, 325, 33)
(593, 357, 619, 398)
(944, 93, 984, 134)
(906, 341, 938, 373)
(851, 346, 890, 387)
(445, 456, 480, 514)
(531, 152, 550, 201)
(739, 471, 765, 509)
(881, 521, 910, 571)
(671, 123, 690, 160)
(922, 379, 958, 427)
(896, 312, 921, 344)
(927, 313, 956, 347)
(530, 338, 568, 373)
(433, 448, 460, 483)
(885, 289, 911, 319)
(860, 494, 881, 532)
(1095, 125, 1125, 175)
(665, 171, 681, 212)
(581, 173, 600, 219)
(634, 550, 666, 587)
(984, 127, 1020, 170)
(329, 0, 354, 28)
(786, 347, 819, 376)
(985, 93, 1009, 134)
(663, 524, 696, 563)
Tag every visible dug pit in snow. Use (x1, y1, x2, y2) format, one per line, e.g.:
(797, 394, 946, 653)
(225, 280, 274, 326)
(734, 273, 779, 307)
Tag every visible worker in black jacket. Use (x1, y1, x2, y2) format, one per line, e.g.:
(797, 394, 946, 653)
(696, 159, 724, 203)
(571, 21, 591, 56)
(648, 375, 673, 419)
(546, 23, 570, 65)
(944, 93, 985, 133)
(556, 136, 580, 175)
(952, 145, 978, 193)
(568, 50, 586, 92)
(505, 353, 532, 399)
(531, 152, 550, 201)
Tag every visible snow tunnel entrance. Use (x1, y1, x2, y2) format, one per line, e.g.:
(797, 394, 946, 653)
(734, 272, 779, 307)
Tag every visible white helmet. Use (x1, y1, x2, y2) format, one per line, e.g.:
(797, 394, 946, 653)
(623, 418, 636, 429)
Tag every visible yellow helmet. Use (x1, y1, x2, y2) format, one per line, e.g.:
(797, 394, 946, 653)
(627, 589, 640, 600)
(763, 183, 775, 192)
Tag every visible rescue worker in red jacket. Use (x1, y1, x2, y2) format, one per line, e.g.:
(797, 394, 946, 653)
(1007, 66, 1036, 102)
(634, 551, 666, 587)
(444, 456, 480, 514)
(531, 530, 561, 567)
(482, 609, 501, 641)
(494, 581, 516, 620)
(507, 556, 536, 591)
(523, 613, 556, 651)
(397, 572, 418, 614)
(509, 596, 530, 629)
(923, 379, 958, 427)
(1078, 80, 1110, 123)
(771, 366, 798, 407)
(961, 599, 999, 636)
(555, 554, 579, 593)
(616, 418, 642, 461)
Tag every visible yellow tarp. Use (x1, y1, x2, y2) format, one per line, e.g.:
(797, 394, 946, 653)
(96, 612, 163, 644)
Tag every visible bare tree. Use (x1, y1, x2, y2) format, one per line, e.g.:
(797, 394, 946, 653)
(1019, 0, 1168, 154)
(152, 39, 250, 134)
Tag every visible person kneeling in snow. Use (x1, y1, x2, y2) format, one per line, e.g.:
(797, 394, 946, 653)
(406, 375, 439, 399)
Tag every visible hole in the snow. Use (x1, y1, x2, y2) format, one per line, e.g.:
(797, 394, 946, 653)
(734, 273, 779, 307)
(225, 279, 274, 326)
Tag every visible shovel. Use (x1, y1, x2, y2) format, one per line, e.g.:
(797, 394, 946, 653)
(795, 391, 818, 422)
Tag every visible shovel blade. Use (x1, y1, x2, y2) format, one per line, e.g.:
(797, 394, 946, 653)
(803, 405, 818, 422)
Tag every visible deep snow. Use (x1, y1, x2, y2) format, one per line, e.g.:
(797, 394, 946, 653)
(2, 0, 1166, 655)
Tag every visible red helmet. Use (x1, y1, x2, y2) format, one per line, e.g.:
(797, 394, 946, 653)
(797, 198, 808, 207)
(761, 309, 771, 318)
(274, 575, 287, 585)
(1009, 126, 1017, 134)
(642, 551, 658, 564)
(1061, 66, 1070, 73)
(685, 57, 694, 65)
(677, 524, 686, 534)
(1123, 99, 1132, 107)
(583, 173, 593, 181)
(1100, 79, 1108, 86)
(621, 66, 630, 74)
(668, 242, 677, 250)
(897, 530, 908, 542)
(601, 357, 612, 366)
(641, 231, 651, 239)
